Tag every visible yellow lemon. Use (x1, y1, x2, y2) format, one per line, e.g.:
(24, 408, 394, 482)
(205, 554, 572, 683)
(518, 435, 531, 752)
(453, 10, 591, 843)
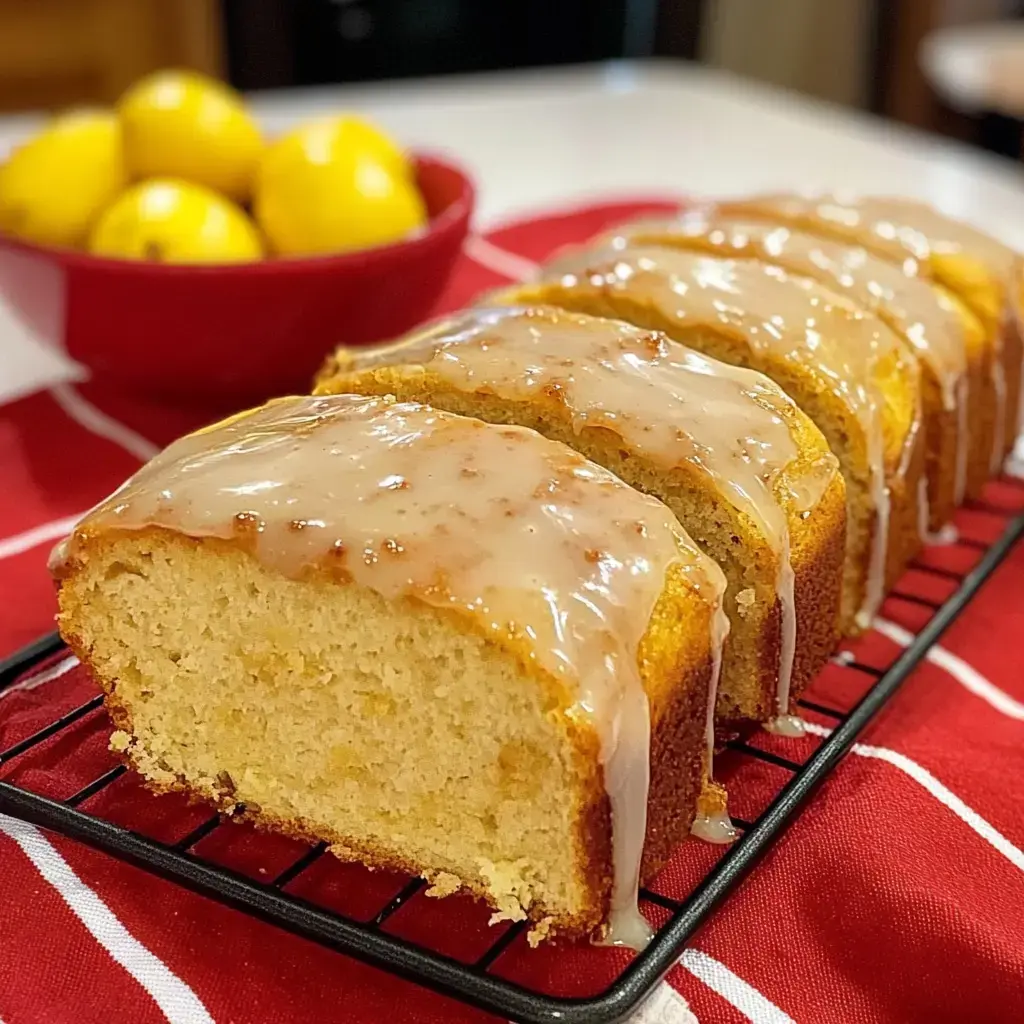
(118, 70, 262, 202)
(322, 114, 410, 177)
(0, 109, 125, 249)
(88, 179, 263, 264)
(255, 117, 425, 256)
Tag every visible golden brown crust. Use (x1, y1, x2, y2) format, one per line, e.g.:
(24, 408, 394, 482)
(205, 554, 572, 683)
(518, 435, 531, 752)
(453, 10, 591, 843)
(639, 651, 711, 880)
(886, 406, 926, 590)
(965, 342, 1000, 499)
(789, 472, 846, 700)
(923, 393, 959, 531)
(712, 470, 845, 734)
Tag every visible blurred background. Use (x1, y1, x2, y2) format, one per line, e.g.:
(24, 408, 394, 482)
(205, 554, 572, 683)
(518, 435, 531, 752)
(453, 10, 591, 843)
(2, 0, 1024, 156)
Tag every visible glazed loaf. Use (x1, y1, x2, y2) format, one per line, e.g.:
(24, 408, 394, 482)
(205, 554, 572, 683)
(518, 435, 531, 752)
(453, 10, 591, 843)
(499, 245, 925, 634)
(720, 194, 1021, 486)
(599, 212, 978, 533)
(53, 394, 729, 945)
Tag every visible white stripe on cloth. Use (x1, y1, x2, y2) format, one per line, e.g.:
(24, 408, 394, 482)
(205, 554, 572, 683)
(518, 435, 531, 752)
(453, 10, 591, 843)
(463, 235, 540, 282)
(1, 386, 159, 562)
(628, 981, 699, 1023)
(874, 618, 1024, 721)
(803, 722, 1024, 873)
(0, 653, 78, 701)
(677, 949, 796, 1024)
(0, 513, 83, 561)
(0, 814, 215, 1024)
(49, 383, 159, 462)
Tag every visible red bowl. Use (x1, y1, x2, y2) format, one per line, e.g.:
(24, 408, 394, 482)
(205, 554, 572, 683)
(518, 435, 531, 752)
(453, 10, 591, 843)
(0, 153, 474, 406)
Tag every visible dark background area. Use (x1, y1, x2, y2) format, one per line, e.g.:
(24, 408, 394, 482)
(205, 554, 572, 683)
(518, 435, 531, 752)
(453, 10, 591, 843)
(222, 0, 694, 90)
(1, 1, 1023, 160)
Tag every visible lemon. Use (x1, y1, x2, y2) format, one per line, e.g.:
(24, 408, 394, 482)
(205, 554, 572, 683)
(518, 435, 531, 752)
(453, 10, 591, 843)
(118, 70, 262, 202)
(88, 179, 263, 264)
(0, 109, 124, 249)
(255, 117, 425, 256)
(320, 114, 410, 177)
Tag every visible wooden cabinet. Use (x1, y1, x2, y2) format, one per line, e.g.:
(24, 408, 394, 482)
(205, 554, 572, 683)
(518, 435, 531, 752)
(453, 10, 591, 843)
(0, 0, 224, 112)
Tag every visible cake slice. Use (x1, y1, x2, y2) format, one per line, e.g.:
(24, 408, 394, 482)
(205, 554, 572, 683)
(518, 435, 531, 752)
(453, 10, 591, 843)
(494, 246, 924, 634)
(316, 307, 846, 734)
(599, 212, 977, 532)
(719, 194, 1020, 481)
(53, 394, 730, 945)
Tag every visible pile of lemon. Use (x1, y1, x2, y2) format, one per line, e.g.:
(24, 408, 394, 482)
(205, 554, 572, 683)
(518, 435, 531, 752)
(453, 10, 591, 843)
(0, 70, 426, 263)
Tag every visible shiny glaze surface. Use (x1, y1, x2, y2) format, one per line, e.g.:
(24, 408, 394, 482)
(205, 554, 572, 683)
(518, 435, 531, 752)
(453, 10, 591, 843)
(605, 213, 968, 408)
(722, 194, 1016, 281)
(721, 193, 1014, 469)
(54, 393, 728, 949)
(606, 211, 972, 504)
(538, 245, 903, 628)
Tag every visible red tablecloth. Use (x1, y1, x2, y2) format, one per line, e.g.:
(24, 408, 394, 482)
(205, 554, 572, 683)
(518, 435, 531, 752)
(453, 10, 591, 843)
(1, 200, 1023, 1024)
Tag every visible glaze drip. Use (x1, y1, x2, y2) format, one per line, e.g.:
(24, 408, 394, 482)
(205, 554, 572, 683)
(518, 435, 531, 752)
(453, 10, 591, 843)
(690, 811, 740, 845)
(765, 712, 807, 738)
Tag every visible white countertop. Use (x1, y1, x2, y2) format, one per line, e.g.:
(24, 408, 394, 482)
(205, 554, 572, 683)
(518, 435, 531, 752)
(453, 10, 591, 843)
(5, 59, 1024, 404)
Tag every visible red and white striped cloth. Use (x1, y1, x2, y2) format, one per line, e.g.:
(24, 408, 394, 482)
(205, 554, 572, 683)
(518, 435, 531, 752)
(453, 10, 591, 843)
(1, 199, 1023, 1024)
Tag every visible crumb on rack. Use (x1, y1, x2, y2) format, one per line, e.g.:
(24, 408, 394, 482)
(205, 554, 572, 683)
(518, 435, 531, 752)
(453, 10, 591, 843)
(527, 917, 555, 947)
(109, 729, 132, 753)
(425, 872, 461, 898)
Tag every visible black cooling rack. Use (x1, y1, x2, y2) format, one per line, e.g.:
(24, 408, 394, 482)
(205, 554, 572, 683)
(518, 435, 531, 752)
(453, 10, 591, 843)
(1, 489, 1023, 1024)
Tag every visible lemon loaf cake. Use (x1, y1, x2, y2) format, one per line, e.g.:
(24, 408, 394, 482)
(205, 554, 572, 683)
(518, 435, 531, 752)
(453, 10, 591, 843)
(720, 194, 1019, 481)
(316, 306, 846, 734)
(600, 213, 975, 532)
(53, 394, 732, 946)
(495, 246, 924, 634)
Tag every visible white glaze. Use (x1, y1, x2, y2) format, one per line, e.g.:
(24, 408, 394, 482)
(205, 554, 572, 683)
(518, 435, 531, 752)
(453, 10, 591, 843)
(606, 212, 969, 412)
(722, 193, 1017, 473)
(539, 245, 898, 630)
(765, 712, 807, 738)
(690, 811, 740, 845)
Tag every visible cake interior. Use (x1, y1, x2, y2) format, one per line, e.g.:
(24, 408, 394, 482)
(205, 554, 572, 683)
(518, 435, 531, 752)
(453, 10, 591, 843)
(60, 530, 601, 930)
